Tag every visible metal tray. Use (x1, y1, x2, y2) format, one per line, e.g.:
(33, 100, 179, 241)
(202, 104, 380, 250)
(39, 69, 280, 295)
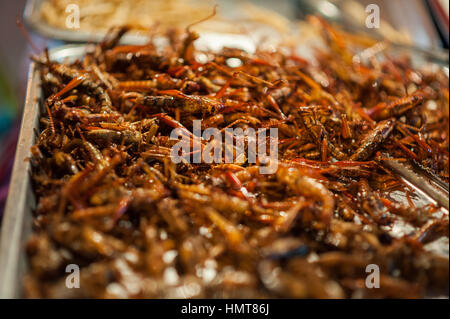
(0, 45, 87, 299)
(0, 41, 448, 299)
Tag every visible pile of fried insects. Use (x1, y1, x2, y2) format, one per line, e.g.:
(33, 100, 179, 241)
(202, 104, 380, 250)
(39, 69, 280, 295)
(25, 17, 449, 298)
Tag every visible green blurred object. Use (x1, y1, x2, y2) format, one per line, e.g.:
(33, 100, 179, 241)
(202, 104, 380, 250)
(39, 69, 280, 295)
(0, 64, 17, 135)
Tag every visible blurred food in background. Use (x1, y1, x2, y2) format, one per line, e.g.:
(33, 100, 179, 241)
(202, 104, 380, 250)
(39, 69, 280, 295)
(38, 0, 293, 34)
(40, 0, 228, 32)
(34, 0, 450, 49)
